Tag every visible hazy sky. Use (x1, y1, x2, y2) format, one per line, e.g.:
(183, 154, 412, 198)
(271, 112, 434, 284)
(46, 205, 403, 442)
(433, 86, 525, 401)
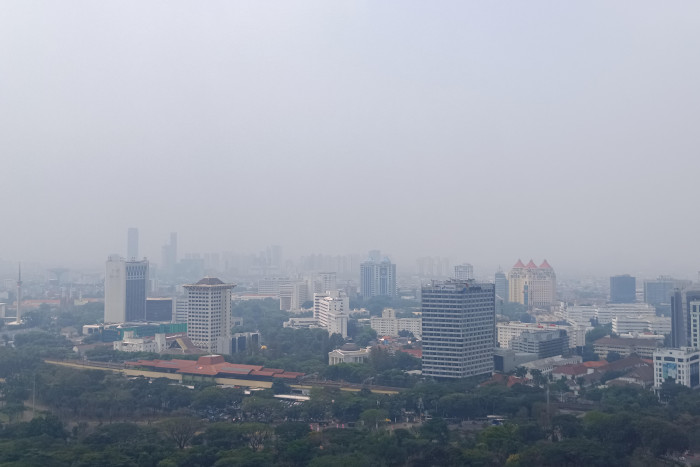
(2, 2, 699, 278)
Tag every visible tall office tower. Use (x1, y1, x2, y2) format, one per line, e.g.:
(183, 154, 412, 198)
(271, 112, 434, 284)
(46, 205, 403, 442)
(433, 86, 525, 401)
(127, 228, 139, 260)
(314, 290, 350, 337)
(319, 272, 337, 292)
(671, 289, 687, 348)
(454, 263, 474, 280)
(610, 275, 636, 303)
(15, 264, 22, 324)
(494, 268, 508, 302)
(421, 280, 495, 378)
(686, 289, 700, 347)
(507, 259, 557, 309)
(104, 256, 149, 323)
(360, 254, 396, 299)
(184, 277, 235, 354)
(161, 232, 178, 271)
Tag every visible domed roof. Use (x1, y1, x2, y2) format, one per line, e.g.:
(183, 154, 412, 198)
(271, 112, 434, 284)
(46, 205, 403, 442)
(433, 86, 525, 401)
(196, 277, 225, 285)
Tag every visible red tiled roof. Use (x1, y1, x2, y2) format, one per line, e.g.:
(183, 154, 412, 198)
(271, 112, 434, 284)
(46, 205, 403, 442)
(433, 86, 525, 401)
(513, 259, 526, 268)
(525, 260, 537, 269)
(539, 259, 552, 269)
(125, 355, 302, 381)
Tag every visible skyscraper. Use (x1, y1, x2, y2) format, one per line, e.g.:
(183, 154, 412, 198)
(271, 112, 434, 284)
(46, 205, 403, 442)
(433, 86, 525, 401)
(184, 277, 235, 354)
(610, 275, 636, 303)
(508, 259, 557, 309)
(127, 227, 139, 260)
(104, 255, 149, 323)
(161, 232, 178, 272)
(421, 280, 495, 378)
(360, 253, 396, 299)
(494, 268, 508, 302)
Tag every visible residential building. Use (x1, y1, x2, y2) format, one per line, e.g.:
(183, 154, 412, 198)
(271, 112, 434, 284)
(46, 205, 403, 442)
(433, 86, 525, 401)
(360, 254, 396, 299)
(610, 275, 636, 303)
(509, 329, 568, 359)
(454, 264, 474, 281)
(421, 280, 495, 379)
(104, 255, 149, 323)
(184, 277, 235, 354)
(653, 347, 700, 389)
(508, 259, 557, 309)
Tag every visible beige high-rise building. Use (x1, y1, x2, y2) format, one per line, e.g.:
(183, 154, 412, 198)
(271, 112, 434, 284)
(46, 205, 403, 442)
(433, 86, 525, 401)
(508, 259, 557, 309)
(184, 277, 235, 354)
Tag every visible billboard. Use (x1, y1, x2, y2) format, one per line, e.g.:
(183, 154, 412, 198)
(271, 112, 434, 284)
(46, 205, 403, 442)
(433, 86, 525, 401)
(662, 362, 678, 380)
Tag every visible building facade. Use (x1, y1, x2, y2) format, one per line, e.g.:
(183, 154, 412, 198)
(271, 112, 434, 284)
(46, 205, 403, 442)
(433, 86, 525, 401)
(104, 256, 149, 323)
(653, 347, 700, 389)
(421, 280, 495, 379)
(314, 290, 350, 338)
(370, 308, 422, 339)
(360, 256, 396, 299)
(507, 259, 556, 309)
(610, 275, 636, 303)
(184, 277, 235, 354)
(454, 264, 474, 281)
(509, 329, 568, 359)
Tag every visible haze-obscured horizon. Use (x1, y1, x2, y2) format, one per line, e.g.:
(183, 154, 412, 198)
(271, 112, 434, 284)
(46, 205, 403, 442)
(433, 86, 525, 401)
(2, 2, 699, 278)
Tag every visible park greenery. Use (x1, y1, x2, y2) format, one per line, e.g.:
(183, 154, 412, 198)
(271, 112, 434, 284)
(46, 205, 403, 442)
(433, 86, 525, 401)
(0, 301, 697, 465)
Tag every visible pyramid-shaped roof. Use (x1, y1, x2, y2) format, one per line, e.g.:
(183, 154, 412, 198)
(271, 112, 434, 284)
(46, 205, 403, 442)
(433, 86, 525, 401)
(539, 259, 552, 269)
(525, 260, 537, 269)
(513, 259, 526, 268)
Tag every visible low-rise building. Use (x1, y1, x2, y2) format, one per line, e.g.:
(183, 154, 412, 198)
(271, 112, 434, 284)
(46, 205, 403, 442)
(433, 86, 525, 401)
(498, 321, 585, 349)
(510, 329, 568, 359)
(370, 308, 422, 339)
(593, 336, 662, 359)
(328, 343, 372, 365)
(653, 347, 700, 389)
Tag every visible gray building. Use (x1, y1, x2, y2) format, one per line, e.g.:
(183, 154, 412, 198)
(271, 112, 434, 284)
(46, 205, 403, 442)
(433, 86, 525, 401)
(644, 276, 690, 306)
(509, 329, 568, 359)
(146, 298, 173, 322)
(360, 255, 396, 299)
(125, 260, 149, 322)
(127, 227, 139, 260)
(610, 275, 635, 303)
(421, 280, 495, 379)
(495, 269, 508, 302)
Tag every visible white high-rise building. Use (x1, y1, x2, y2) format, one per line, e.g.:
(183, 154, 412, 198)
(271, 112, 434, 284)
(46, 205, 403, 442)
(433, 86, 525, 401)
(184, 277, 235, 354)
(314, 290, 350, 338)
(422, 280, 495, 378)
(104, 255, 149, 323)
(105, 255, 127, 324)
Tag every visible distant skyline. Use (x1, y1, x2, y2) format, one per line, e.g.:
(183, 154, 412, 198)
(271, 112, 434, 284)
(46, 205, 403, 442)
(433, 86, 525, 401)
(2, 2, 699, 278)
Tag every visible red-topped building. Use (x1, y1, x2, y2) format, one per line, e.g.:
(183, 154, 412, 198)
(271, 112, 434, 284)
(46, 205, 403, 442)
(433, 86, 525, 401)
(508, 259, 557, 310)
